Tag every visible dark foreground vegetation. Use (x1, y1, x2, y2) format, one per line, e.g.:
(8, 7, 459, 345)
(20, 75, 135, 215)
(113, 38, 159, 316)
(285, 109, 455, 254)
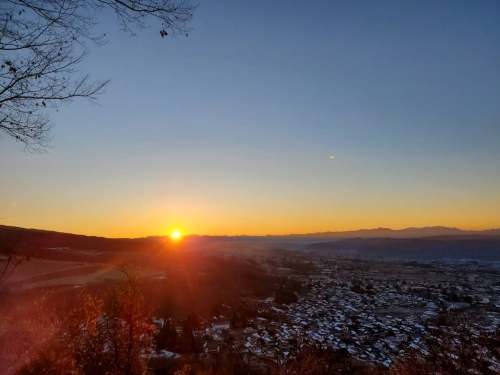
(1, 263, 499, 375)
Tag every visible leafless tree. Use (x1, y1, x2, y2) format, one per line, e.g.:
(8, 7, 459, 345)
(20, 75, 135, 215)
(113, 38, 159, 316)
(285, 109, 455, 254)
(226, 344, 258, 375)
(0, 290, 61, 375)
(102, 266, 155, 375)
(15, 267, 155, 375)
(0, 237, 33, 286)
(0, 0, 196, 152)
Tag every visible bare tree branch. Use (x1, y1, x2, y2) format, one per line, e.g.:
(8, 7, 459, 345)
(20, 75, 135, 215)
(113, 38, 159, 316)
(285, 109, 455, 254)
(0, 0, 197, 152)
(0, 237, 34, 286)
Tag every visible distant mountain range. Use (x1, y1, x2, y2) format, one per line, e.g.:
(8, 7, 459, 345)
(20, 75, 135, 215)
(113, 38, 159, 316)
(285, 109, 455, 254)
(1, 225, 500, 261)
(286, 226, 500, 239)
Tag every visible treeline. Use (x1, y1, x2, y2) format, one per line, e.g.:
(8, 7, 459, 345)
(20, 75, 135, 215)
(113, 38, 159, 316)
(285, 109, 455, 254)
(142, 253, 280, 318)
(274, 278, 303, 305)
(155, 318, 204, 354)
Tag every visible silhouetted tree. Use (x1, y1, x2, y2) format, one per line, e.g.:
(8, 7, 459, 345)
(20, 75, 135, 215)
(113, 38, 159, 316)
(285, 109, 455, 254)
(0, 0, 196, 152)
(16, 268, 155, 375)
(0, 237, 33, 285)
(183, 313, 199, 334)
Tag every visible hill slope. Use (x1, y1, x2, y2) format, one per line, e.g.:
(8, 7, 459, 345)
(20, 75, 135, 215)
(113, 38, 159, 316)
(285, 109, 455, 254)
(304, 236, 500, 261)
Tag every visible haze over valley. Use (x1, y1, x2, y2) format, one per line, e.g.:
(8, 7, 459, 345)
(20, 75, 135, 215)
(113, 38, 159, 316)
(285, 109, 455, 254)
(1, 0, 500, 374)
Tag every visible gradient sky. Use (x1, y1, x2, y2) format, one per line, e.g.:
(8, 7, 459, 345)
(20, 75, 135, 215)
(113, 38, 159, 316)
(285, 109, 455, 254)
(1, 0, 499, 237)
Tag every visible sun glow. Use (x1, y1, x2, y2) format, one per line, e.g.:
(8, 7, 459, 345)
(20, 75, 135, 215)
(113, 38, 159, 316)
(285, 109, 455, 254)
(171, 230, 181, 240)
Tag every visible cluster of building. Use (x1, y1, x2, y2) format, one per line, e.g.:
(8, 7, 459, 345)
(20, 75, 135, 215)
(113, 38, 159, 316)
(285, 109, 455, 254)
(155, 256, 500, 370)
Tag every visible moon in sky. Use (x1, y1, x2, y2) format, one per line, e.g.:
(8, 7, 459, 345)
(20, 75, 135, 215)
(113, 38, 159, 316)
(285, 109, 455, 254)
(330, 156, 335, 159)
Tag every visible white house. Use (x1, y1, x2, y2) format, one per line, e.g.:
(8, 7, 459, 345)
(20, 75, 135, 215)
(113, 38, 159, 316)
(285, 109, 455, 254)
(212, 321, 230, 330)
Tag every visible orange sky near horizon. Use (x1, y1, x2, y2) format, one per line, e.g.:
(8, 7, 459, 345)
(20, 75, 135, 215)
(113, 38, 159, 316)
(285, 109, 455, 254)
(1, 219, 499, 239)
(2, 144, 499, 239)
(1, 1, 499, 239)
(2, 192, 499, 238)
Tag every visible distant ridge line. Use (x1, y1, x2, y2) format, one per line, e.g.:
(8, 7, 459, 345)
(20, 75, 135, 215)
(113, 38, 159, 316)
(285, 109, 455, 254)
(283, 226, 500, 238)
(1, 224, 500, 240)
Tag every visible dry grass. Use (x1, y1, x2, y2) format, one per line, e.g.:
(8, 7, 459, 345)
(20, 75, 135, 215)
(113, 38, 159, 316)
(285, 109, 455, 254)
(1, 258, 89, 283)
(1, 258, 164, 290)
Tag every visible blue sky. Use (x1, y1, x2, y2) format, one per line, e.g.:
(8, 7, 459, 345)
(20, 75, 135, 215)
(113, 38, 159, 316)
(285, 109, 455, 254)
(1, 0, 499, 236)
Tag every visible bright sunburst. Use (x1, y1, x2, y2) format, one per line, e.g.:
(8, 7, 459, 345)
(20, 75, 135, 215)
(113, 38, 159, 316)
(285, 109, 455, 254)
(171, 230, 181, 240)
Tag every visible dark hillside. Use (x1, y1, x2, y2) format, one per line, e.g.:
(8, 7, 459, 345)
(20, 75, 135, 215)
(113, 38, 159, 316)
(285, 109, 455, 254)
(0, 225, 167, 252)
(304, 236, 500, 261)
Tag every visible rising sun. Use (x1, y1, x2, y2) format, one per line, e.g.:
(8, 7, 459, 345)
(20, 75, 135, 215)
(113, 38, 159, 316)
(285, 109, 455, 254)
(171, 230, 181, 240)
